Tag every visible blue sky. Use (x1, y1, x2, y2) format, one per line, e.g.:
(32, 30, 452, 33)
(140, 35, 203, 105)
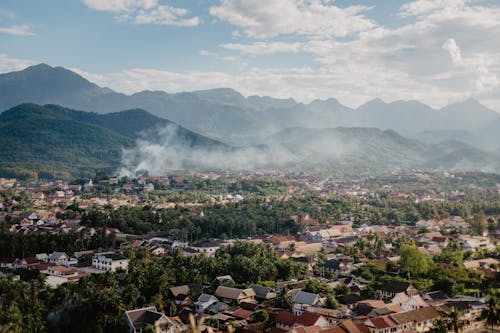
(1, 0, 500, 110)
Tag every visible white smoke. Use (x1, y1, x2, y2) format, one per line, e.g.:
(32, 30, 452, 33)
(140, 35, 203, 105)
(117, 124, 299, 177)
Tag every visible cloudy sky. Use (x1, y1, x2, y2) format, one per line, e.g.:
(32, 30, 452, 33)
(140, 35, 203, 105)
(1, 0, 500, 110)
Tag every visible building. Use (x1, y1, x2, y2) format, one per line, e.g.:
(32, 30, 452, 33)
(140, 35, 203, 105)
(48, 252, 69, 264)
(125, 306, 180, 333)
(92, 252, 129, 272)
(457, 236, 492, 251)
(190, 240, 221, 255)
(195, 294, 219, 313)
(390, 293, 429, 311)
(215, 286, 256, 305)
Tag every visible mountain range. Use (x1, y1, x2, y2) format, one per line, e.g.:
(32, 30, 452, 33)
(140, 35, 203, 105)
(2, 64, 500, 148)
(1, 64, 500, 179)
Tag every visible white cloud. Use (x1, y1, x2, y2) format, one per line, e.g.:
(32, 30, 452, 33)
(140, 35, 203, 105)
(81, 0, 157, 12)
(81, 0, 199, 27)
(0, 24, 35, 36)
(442, 38, 462, 64)
(0, 54, 35, 73)
(221, 42, 303, 55)
(209, 0, 375, 38)
(399, 0, 471, 17)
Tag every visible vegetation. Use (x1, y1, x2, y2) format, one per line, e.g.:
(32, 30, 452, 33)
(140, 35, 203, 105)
(0, 242, 305, 332)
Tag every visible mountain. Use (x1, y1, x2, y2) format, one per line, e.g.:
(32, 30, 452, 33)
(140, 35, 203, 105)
(0, 63, 111, 112)
(264, 127, 500, 174)
(0, 103, 226, 179)
(2, 64, 500, 147)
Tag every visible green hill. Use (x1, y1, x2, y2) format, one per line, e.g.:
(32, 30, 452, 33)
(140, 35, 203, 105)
(0, 104, 225, 180)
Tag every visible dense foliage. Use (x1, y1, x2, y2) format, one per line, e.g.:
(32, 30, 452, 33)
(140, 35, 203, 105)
(0, 242, 306, 332)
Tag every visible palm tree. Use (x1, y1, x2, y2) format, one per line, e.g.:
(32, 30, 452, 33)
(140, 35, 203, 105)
(433, 317, 449, 333)
(448, 307, 464, 333)
(482, 297, 500, 333)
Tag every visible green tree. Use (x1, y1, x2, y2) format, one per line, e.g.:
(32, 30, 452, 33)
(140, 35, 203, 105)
(399, 245, 432, 278)
(481, 297, 500, 333)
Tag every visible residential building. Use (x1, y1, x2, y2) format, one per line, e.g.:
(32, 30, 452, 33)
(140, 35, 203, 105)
(92, 252, 129, 272)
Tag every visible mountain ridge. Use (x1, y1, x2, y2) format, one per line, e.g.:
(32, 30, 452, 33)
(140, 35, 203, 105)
(1, 64, 499, 147)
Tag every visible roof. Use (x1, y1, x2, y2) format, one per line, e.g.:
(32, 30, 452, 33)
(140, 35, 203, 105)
(368, 316, 397, 329)
(296, 312, 322, 326)
(250, 285, 276, 298)
(390, 307, 439, 324)
(322, 326, 347, 333)
(293, 291, 320, 305)
(341, 319, 361, 333)
(422, 291, 449, 301)
(215, 286, 256, 300)
(125, 306, 167, 329)
(101, 253, 127, 261)
(339, 294, 364, 305)
(232, 308, 254, 320)
(197, 294, 218, 303)
(276, 311, 297, 326)
(171, 285, 190, 297)
(49, 252, 68, 260)
(293, 325, 322, 333)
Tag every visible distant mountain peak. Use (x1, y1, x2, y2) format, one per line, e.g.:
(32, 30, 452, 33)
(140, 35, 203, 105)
(25, 63, 53, 71)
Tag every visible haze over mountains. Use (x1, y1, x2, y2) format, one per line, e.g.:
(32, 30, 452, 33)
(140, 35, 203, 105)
(1, 63, 500, 178)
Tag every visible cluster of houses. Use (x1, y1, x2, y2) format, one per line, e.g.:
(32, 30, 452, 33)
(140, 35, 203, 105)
(1, 250, 129, 287)
(124, 277, 488, 333)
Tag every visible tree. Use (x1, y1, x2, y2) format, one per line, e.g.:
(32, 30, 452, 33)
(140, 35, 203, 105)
(252, 310, 269, 323)
(481, 297, 500, 333)
(399, 245, 432, 278)
(471, 211, 487, 236)
(447, 308, 463, 333)
(325, 295, 339, 310)
(433, 317, 448, 333)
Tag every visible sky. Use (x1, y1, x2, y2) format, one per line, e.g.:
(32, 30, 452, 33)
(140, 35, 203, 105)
(1, 0, 500, 110)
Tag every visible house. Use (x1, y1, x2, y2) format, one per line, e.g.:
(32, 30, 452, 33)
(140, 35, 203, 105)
(456, 235, 492, 251)
(340, 319, 371, 333)
(36, 253, 49, 262)
(48, 252, 69, 264)
(389, 306, 440, 332)
(92, 252, 129, 272)
(442, 298, 487, 331)
(170, 285, 190, 298)
(463, 258, 500, 270)
(250, 285, 277, 300)
(215, 286, 256, 305)
(378, 281, 417, 299)
(364, 315, 398, 333)
(338, 294, 365, 312)
(307, 225, 354, 242)
(43, 265, 81, 288)
(324, 259, 341, 276)
(125, 306, 177, 333)
(195, 294, 219, 313)
(292, 291, 323, 315)
(390, 293, 428, 311)
(353, 300, 387, 316)
(276, 311, 330, 331)
(190, 240, 221, 255)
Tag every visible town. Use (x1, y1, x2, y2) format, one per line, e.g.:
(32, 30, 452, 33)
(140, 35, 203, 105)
(0, 171, 498, 332)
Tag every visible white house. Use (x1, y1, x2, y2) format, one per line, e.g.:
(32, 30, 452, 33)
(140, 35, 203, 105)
(48, 252, 69, 264)
(92, 252, 129, 272)
(390, 292, 429, 311)
(195, 294, 219, 313)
